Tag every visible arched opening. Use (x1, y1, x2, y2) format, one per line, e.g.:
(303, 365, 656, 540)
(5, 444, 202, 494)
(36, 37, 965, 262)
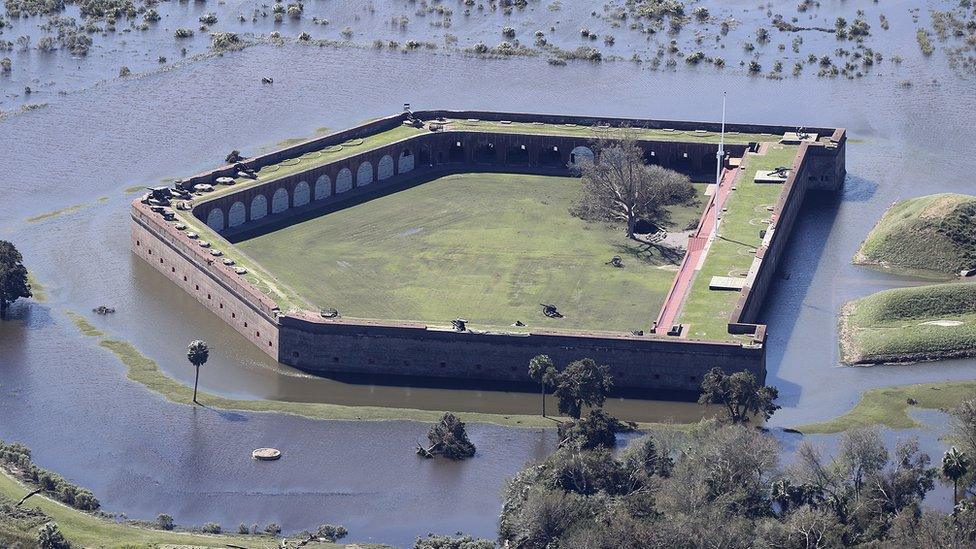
(250, 195, 268, 220)
(206, 208, 224, 231)
(293, 181, 310, 207)
(418, 148, 431, 166)
(569, 146, 595, 166)
(228, 201, 246, 227)
(357, 161, 374, 187)
(474, 143, 496, 163)
(506, 144, 529, 165)
(398, 149, 415, 173)
(377, 155, 395, 180)
(449, 140, 464, 162)
(315, 174, 331, 200)
(271, 187, 289, 214)
(539, 145, 562, 167)
(336, 168, 353, 193)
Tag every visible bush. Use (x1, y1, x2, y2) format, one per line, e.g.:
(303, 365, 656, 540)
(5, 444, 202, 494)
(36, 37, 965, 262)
(156, 513, 175, 531)
(37, 523, 70, 549)
(200, 522, 221, 534)
(264, 522, 281, 535)
(199, 12, 217, 24)
(174, 27, 194, 38)
(317, 523, 348, 542)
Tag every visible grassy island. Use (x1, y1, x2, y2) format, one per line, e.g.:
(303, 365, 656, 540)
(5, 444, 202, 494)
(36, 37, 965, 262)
(854, 193, 976, 277)
(840, 282, 976, 364)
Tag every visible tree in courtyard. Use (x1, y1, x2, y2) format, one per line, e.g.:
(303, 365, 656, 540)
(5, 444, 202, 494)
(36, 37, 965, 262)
(943, 446, 969, 505)
(528, 354, 558, 417)
(186, 340, 209, 404)
(572, 140, 696, 240)
(0, 240, 31, 320)
(553, 358, 613, 419)
(697, 367, 779, 423)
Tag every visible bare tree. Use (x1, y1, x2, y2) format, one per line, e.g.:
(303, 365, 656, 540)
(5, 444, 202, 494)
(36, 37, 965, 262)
(572, 140, 695, 240)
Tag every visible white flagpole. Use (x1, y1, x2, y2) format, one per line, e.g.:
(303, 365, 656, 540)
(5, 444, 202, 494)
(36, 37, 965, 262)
(715, 91, 726, 229)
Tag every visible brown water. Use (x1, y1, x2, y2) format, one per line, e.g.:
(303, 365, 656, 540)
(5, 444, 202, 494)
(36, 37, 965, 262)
(1, 0, 976, 545)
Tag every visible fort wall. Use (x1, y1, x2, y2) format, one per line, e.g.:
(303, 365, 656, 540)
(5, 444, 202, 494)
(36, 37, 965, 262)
(131, 111, 846, 395)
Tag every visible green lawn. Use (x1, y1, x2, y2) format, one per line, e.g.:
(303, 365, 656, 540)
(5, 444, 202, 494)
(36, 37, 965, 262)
(840, 281, 976, 364)
(236, 173, 704, 332)
(797, 380, 976, 434)
(854, 192, 976, 277)
(445, 118, 782, 144)
(676, 144, 798, 341)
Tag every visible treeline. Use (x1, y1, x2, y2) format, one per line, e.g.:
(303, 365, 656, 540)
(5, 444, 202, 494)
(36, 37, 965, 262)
(491, 367, 976, 548)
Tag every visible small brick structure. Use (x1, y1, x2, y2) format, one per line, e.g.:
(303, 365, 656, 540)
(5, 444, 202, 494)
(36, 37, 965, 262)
(131, 110, 846, 396)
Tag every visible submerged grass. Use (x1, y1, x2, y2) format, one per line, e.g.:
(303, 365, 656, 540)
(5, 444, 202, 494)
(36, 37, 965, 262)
(27, 273, 46, 302)
(98, 338, 559, 428)
(796, 380, 976, 434)
(840, 282, 976, 364)
(26, 203, 86, 223)
(66, 311, 104, 338)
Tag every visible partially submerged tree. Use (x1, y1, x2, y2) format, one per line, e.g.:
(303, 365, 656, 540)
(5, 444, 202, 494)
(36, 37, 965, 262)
(528, 354, 558, 417)
(697, 367, 780, 423)
(572, 140, 695, 239)
(0, 240, 31, 320)
(942, 446, 969, 505)
(420, 412, 476, 460)
(552, 358, 613, 419)
(186, 340, 209, 404)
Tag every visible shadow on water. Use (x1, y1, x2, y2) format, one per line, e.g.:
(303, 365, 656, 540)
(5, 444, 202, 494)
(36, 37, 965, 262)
(757, 185, 845, 408)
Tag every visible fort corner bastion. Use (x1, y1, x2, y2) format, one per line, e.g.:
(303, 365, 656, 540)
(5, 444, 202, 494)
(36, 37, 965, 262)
(131, 110, 846, 397)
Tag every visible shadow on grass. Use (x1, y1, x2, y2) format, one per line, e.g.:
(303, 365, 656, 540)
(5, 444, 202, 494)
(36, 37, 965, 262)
(611, 240, 684, 266)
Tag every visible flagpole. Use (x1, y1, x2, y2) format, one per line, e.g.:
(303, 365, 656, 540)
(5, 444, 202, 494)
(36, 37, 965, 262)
(715, 91, 726, 229)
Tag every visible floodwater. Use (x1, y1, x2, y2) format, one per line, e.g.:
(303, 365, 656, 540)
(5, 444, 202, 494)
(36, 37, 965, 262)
(1, 0, 976, 545)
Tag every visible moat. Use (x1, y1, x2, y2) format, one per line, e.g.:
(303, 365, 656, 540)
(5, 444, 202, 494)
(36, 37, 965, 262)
(2, 7, 976, 546)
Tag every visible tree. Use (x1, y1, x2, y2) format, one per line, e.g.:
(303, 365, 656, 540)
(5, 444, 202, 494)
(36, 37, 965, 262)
(572, 141, 695, 239)
(37, 522, 70, 549)
(424, 412, 476, 460)
(317, 524, 348, 542)
(553, 359, 613, 419)
(528, 354, 558, 417)
(697, 367, 779, 423)
(186, 340, 209, 404)
(155, 513, 175, 530)
(558, 408, 623, 449)
(0, 240, 31, 320)
(943, 446, 969, 505)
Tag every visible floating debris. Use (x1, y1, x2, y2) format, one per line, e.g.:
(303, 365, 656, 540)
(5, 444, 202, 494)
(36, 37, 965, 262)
(92, 305, 116, 315)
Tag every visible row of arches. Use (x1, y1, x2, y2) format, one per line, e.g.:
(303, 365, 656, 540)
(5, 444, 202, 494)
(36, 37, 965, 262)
(204, 150, 414, 232)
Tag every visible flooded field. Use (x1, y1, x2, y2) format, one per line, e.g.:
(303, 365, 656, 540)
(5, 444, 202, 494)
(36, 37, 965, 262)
(2, 0, 976, 545)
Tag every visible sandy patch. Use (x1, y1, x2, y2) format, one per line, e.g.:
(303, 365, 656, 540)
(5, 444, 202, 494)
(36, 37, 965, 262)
(920, 320, 965, 327)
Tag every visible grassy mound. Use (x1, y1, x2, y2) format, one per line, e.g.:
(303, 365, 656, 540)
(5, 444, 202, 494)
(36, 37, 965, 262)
(840, 282, 976, 364)
(854, 193, 976, 276)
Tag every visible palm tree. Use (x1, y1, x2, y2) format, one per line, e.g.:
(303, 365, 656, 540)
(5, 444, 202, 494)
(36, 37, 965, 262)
(943, 446, 969, 505)
(528, 355, 557, 418)
(186, 340, 209, 405)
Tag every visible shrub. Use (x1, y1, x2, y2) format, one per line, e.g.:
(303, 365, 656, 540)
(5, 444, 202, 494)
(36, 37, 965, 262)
(501, 26, 515, 37)
(174, 27, 194, 38)
(238, 522, 249, 534)
(156, 513, 175, 530)
(37, 523, 70, 549)
(265, 522, 282, 535)
(317, 524, 348, 542)
(200, 522, 221, 534)
(199, 12, 217, 25)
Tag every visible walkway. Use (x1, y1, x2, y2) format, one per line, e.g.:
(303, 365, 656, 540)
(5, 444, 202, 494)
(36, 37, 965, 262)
(653, 166, 740, 334)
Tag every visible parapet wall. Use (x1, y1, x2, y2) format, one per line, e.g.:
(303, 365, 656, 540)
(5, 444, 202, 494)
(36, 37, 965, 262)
(278, 314, 764, 392)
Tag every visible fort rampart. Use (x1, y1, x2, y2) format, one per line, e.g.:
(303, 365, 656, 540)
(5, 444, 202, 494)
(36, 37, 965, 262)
(131, 110, 846, 395)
